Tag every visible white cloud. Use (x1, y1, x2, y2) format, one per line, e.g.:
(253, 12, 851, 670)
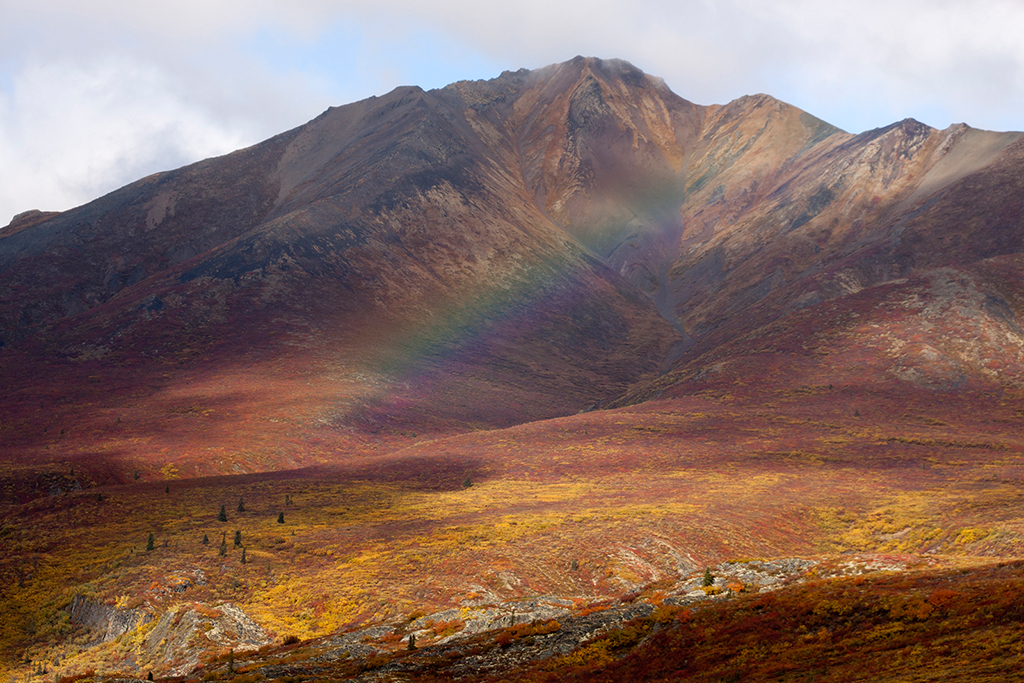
(731, 0, 1024, 130)
(0, 3, 342, 224)
(0, 57, 260, 223)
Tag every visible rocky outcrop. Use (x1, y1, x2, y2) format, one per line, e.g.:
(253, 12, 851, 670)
(65, 596, 269, 677)
(410, 597, 576, 641)
(67, 594, 152, 644)
(145, 603, 270, 676)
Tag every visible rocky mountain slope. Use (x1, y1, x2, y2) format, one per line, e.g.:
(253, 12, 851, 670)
(3, 57, 1024, 483)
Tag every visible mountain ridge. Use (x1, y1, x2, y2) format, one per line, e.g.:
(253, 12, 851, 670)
(1, 55, 1024, 479)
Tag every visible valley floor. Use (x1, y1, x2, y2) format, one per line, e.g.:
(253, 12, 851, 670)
(3, 386, 1024, 681)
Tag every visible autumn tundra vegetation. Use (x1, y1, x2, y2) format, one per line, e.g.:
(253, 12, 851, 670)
(2, 57, 1024, 680)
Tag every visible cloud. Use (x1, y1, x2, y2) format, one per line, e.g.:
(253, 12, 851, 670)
(0, 2, 341, 224)
(2, 0, 1023, 224)
(730, 0, 1024, 130)
(0, 56, 258, 223)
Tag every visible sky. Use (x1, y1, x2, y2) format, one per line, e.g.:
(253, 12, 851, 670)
(1, 0, 1022, 226)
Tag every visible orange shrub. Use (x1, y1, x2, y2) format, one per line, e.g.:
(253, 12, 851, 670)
(927, 589, 958, 609)
(430, 620, 465, 638)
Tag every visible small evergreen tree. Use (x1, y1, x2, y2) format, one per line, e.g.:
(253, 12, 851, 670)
(237, 497, 245, 513)
(218, 505, 227, 522)
(146, 533, 155, 552)
(147, 672, 153, 681)
(202, 534, 209, 545)
(277, 511, 285, 524)
(240, 547, 247, 564)
(702, 567, 714, 587)
(219, 538, 227, 557)
(234, 530, 242, 547)
(408, 633, 416, 650)
(462, 476, 472, 489)
(164, 484, 169, 494)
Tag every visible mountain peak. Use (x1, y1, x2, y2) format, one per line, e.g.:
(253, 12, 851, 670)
(551, 55, 654, 89)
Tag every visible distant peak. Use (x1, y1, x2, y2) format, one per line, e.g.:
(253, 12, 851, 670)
(893, 117, 932, 130)
(2, 209, 60, 234)
(898, 117, 931, 127)
(580, 56, 640, 71)
(877, 117, 936, 135)
(731, 93, 785, 108)
(712, 93, 791, 120)
(387, 84, 426, 97)
(575, 56, 644, 75)
(542, 56, 651, 85)
(11, 209, 46, 224)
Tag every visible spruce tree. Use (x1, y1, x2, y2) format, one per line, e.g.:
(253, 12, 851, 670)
(146, 533, 155, 552)
(218, 505, 227, 522)
(202, 534, 209, 545)
(234, 530, 242, 547)
(277, 511, 285, 524)
(164, 484, 169, 494)
(240, 547, 247, 564)
(237, 497, 245, 513)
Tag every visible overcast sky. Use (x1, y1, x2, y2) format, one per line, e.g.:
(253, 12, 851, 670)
(2, 0, 1022, 225)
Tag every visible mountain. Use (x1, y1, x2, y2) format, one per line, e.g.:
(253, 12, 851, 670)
(4, 57, 1024, 486)
(4, 56, 1024, 681)
(0, 58, 699, 483)
(4, 56, 1024, 486)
